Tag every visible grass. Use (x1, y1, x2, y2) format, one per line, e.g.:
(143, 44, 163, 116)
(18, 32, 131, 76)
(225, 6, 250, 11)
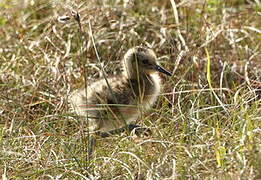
(0, 0, 260, 179)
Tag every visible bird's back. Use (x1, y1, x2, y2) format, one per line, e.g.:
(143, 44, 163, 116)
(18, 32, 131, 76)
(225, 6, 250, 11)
(69, 73, 160, 132)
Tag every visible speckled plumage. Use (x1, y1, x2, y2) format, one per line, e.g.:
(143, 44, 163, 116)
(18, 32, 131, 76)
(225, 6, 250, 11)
(69, 46, 171, 132)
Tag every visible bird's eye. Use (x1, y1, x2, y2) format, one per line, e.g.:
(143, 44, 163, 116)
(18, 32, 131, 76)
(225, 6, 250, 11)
(142, 59, 149, 64)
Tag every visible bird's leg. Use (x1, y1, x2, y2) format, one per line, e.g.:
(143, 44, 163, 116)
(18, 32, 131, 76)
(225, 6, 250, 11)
(87, 134, 96, 160)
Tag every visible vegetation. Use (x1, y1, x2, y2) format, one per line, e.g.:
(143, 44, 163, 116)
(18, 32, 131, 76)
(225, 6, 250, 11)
(0, 0, 260, 179)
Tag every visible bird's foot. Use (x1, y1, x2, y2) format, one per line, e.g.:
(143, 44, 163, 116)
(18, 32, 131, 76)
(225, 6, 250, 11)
(127, 124, 152, 136)
(97, 124, 151, 138)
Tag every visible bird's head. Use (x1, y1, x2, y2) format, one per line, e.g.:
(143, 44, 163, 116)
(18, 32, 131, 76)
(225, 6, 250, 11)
(123, 46, 172, 78)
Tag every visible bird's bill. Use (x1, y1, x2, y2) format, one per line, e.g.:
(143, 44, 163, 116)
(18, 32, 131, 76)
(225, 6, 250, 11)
(155, 65, 172, 76)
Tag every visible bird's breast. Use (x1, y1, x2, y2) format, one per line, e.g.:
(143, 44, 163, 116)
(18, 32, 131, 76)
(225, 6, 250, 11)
(131, 73, 161, 110)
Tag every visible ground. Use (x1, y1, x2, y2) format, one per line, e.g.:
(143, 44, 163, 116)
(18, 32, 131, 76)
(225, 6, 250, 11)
(0, 0, 260, 179)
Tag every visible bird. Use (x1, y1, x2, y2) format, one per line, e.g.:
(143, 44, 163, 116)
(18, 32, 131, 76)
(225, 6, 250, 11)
(69, 46, 172, 134)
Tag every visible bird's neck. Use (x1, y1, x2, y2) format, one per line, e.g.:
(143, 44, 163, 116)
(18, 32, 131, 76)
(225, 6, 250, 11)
(123, 65, 146, 79)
